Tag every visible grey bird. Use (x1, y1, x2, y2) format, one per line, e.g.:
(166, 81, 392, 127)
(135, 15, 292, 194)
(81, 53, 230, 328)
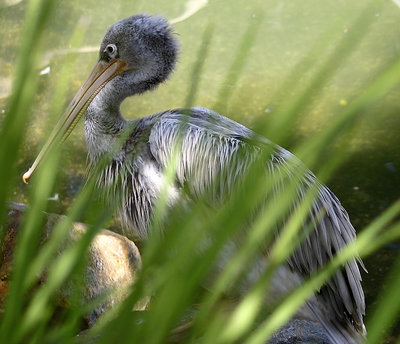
(23, 14, 366, 344)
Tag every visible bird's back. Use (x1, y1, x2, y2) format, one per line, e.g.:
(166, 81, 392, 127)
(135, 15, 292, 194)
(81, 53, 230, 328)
(96, 107, 366, 344)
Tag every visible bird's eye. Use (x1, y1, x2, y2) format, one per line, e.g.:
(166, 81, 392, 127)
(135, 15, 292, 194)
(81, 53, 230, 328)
(104, 44, 118, 59)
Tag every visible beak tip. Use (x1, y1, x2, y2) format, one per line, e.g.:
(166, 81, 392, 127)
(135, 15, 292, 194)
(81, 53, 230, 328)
(22, 169, 31, 184)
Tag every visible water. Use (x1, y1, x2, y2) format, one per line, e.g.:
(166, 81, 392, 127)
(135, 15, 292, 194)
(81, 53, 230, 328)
(1, 0, 400, 341)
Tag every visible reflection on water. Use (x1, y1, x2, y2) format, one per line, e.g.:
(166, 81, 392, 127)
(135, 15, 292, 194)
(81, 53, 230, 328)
(170, 0, 208, 24)
(1, 0, 400, 341)
(0, 0, 23, 9)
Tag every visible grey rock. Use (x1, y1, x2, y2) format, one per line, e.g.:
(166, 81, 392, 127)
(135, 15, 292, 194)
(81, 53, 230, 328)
(268, 319, 332, 344)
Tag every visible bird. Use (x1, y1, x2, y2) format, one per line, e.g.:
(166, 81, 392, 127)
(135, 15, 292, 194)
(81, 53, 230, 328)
(23, 14, 366, 344)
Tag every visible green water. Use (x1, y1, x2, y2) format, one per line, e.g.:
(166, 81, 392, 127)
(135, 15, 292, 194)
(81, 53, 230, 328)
(1, 0, 400, 341)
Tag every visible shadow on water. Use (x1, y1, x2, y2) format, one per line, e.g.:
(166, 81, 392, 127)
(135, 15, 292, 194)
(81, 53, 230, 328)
(329, 129, 400, 342)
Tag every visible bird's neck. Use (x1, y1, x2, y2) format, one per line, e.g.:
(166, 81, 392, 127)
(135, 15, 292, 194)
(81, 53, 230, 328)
(84, 86, 127, 163)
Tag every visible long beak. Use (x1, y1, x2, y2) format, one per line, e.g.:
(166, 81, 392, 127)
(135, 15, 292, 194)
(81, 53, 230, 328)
(23, 59, 129, 184)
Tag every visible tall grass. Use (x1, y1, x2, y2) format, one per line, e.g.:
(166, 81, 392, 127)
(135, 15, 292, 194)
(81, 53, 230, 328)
(1, 0, 400, 343)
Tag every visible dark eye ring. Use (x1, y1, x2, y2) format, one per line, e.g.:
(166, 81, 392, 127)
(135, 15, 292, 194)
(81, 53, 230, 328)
(104, 44, 118, 58)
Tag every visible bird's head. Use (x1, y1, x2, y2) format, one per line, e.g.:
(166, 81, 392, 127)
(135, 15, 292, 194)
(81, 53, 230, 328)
(99, 14, 179, 96)
(22, 14, 179, 184)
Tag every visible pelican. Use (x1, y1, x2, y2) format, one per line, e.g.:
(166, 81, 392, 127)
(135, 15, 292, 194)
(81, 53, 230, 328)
(23, 14, 366, 344)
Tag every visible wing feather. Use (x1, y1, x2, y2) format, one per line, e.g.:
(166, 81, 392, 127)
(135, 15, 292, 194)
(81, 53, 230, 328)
(146, 108, 365, 343)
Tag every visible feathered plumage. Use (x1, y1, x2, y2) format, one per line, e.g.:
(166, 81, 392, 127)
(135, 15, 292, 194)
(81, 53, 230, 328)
(86, 105, 365, 343)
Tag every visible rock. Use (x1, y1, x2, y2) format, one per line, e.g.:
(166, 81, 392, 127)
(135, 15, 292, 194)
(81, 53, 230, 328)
(267, 319, 332, 344)
(0, 202, 147, 325)
(45, 215, 146, 325)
